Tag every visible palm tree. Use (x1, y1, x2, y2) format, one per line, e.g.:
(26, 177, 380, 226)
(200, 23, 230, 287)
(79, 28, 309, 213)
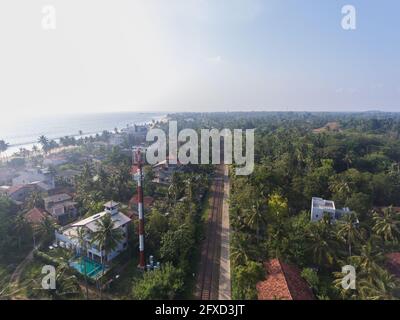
(358, 267, 399, 300)
(308, 222, 338, 267)
(74, 227, 90, 299)
(37, 216, 56, 245)
(18, 148, 30, 159)
(184, 176, 195, 203)
(0, 140, 9, 161)
(343, 150, 355, 169)
(333, 269, 358, 300)
(26, 190, 44, 210)
(31, 145, 39, 156)
(351, 241, 383, 278)
(329, 176, 351, 199)
(230, 233, 251, 266)
(244, 200, 267, 242)
(168, 177, 181, 205)
(372, 207, 400, 244)
(38, 135, 50, 154)
(13, 214, 29, 249)
(90, 214, 123, 299)
(336, 212, 360, 257)
(46, 264, 82, 299)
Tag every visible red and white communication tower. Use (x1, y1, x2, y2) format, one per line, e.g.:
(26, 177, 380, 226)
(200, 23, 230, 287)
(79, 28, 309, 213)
(132, 146, 146, 269)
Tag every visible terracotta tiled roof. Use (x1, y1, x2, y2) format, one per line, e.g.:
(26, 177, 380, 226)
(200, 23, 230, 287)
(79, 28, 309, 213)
(25, 207, 49, 225)
(386, 253, 400, 278)
(256, 259, 314, 300)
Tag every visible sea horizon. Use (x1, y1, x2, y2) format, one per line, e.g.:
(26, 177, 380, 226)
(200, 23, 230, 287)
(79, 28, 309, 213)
(0, 112, 166, 157)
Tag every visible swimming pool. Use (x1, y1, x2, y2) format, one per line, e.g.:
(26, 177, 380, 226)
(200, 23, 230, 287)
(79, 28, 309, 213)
(70, 257, 104, 279)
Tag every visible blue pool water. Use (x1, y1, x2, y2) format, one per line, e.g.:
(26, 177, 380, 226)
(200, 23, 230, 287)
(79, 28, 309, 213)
(70, 257, 103, 278)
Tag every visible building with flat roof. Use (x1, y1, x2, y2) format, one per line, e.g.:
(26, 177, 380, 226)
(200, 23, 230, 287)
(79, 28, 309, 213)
(311, 197, 351, 222)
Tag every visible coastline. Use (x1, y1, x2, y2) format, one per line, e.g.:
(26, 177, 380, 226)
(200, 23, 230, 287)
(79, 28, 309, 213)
(1, 113, 167, 158)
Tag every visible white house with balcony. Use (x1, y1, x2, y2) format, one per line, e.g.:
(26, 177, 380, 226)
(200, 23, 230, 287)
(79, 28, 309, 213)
(311, 197, 351, 222)
(55, 201, 131, 264)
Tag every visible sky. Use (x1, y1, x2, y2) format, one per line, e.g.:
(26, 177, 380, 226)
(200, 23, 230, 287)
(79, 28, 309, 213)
(0, 0, 399, 117)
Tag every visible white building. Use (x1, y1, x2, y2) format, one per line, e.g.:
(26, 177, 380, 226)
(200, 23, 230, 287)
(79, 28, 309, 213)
(55, 201, 131, 264)
(311, 197, 351, 222)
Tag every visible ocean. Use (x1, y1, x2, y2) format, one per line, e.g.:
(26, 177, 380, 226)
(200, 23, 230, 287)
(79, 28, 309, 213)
(0, 112, 166, 157)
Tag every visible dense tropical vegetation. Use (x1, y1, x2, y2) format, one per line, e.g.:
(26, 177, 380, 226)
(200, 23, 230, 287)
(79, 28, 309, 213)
(3, 112, 400, 300)
(172, 112, 400, 300)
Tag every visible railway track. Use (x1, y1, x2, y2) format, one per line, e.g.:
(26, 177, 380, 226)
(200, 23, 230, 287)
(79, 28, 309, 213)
(197, 167, 224, 300)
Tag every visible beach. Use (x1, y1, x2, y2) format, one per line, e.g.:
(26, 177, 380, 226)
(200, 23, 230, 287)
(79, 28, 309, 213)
(0, 112, 166, 157)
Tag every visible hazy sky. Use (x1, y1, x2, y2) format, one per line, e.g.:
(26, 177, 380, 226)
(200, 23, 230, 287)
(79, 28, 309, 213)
(0, 0, 399, 116)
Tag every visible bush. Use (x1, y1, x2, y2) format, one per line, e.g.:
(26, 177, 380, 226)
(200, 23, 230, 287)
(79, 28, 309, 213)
(132, 263, 185, 300)
(301, 268, 319, 290)
(232, 261, 264, 300)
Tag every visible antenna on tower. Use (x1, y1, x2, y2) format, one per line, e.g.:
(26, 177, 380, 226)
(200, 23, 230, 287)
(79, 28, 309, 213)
(132, 146, 147, 270)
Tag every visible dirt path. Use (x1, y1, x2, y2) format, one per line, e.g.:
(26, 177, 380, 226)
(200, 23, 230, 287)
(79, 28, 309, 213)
(218, 165, 231, 300)
(9, 248, 35, 285)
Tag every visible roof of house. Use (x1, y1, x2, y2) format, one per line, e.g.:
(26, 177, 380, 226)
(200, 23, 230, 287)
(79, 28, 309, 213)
(44, 193, 71, 203)
(385, 253, 400, 278)
(153, 156, 181, 168)
(57, 169, 81, 178)
(51, 201, 77, 214)
(129, 195, 154, 207)
(0, 186, 10, 193)
(312, 197, 335, 210)
(256, 259, 314, 300)
(7, 184, 33, 195)
(25, 207, 49, 225)
(30, 181, 53, 191)
(104, 200, 119, 208)
(72, 210, 130, 232)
